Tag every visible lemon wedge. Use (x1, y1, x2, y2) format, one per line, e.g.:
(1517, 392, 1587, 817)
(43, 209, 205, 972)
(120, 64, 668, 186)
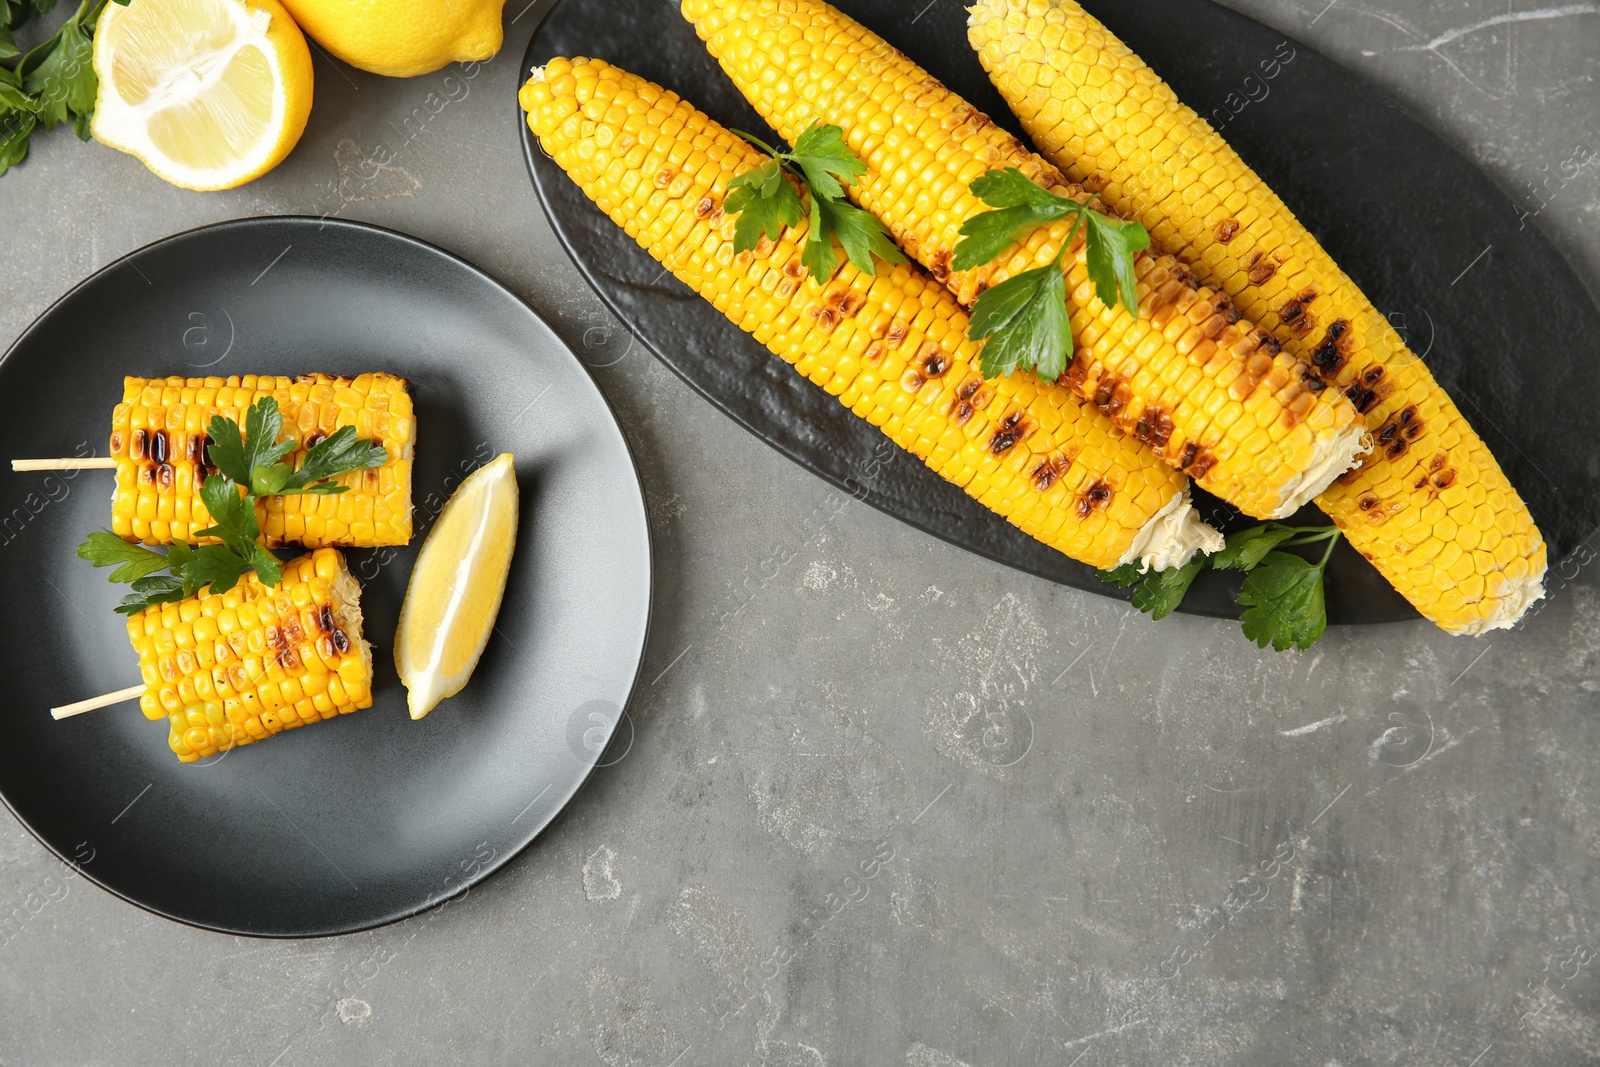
(91, 0, 314, 191)
(396, 453, 520, 720)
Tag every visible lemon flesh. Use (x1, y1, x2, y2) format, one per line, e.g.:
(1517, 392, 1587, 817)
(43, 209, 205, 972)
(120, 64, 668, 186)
(395, 453, 520, 720)
(92, 0, 313, 191)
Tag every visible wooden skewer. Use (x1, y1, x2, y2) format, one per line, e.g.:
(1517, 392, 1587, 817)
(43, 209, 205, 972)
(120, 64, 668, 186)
(52, 684, 147, 720)
(11, 458, 118, 472)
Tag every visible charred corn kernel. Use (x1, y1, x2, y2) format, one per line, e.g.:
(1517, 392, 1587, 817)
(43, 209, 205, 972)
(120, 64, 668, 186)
(109, 374, 416, 548)
(681, 0, 1368, 521)
(521, 58, 1223, 571)
(967, 0, 1547, 632)
(125, 549, 373, 762)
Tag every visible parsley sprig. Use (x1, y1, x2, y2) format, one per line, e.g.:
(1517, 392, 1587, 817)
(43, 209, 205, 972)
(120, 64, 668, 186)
(1, 0, 128, 176)
(1099, 523, 1343, 652)
(205, 396, 387, 498)
(953, 168, 1150, 380)
(725, 121, 906, 285)
(76, 397, 388, 615)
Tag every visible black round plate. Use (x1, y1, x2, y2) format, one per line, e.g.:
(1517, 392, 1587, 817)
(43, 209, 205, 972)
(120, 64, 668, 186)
(520, 0, 1600, 623)
(0, 217, 652, 937)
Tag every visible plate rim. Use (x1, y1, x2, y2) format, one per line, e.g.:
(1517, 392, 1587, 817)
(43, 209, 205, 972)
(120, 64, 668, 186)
(0, 214, 657, 939)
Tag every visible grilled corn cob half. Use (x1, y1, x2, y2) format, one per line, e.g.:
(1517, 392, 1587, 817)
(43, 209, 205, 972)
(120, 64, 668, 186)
(520, 57, 1220, 571)
(681, 0, 1369, 522)
(967, 0, 1547, 633)
(112, 374, 415, 549)
(128, 548, 373, 762)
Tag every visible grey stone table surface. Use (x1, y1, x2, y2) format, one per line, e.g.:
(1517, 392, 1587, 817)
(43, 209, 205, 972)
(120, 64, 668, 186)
(2, 1, 1598, 1064)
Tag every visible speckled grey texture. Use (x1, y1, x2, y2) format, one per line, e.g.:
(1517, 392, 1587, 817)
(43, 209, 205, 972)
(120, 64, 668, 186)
(2, 1, 1598, 1064)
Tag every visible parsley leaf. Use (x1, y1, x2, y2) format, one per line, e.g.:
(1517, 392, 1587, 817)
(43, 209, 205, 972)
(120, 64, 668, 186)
(206, 397, 295, 489)
(274, 425, 388, 494)
(1098, 557, 1206, 620)
(0, 0, 125, 174)
(76, 531, 173, 583)
(951, 169, 1074, 271)
(1210, 523, 1303, 572)
(0, 65, 36, 108)
(193, 475, 282, 590)
(115, 575, 186, 615)
(18, 0, 95, 137)
(726, 121, 903, 285)
(956, 168, 1151, 382)
(811, 195, 907, 281)
(195, 474, 260, 556)
(1082, 210, 1150, 315)
(0, 109, 32, 174)
(1095, 523, 1341, 651)
(725, 158, 804, 255)
(967, 263, 1070, 379)
(786, 121, 866, 202)
(180, 544, 255, 598)
(1238, 550, 1329, 652)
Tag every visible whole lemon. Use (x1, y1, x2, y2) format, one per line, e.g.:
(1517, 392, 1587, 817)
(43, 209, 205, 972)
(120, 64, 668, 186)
(278, 0, 506, 78)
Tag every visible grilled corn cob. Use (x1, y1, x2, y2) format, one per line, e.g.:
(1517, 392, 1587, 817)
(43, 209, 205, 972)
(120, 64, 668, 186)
(128, 548, 373, 762)
(967, 0, 1547, 633)
(111, 374, 415, 549)
(681, 0, 1368, 521)
(520, 57, 1221, 571)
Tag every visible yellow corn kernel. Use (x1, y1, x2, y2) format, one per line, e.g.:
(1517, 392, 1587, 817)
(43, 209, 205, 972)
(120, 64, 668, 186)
(967, 0, 1547, 632)
(109, 374, 416, 548)
(124, 549, 373, 759)
(521, 57, 1221, 571)
(682, 0, 1367, 521)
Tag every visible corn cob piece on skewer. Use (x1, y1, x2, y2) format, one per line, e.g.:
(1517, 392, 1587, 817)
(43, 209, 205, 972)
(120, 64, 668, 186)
(520, 57, 1221, 572)
(112, 374, 415, 548)
(681, 0, 1368, 522)
(128, 548, 374, 762)
(966, 0, 1547, 633)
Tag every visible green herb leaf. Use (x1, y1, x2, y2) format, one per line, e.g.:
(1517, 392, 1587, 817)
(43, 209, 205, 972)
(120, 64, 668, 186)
(272, 425, 388, 494)
(800, 193, 837, 284)
(786, 121, 866, 203)
(799, 194, 908, 284)
(725, 158, 805, 255)
(1082, 211, 1150, 315)
(0, 77, 35, 110)
(76, 531, 172, 583)
(821, 197, 906, 276)
(952, 168, 1074, 271)
(1237, 550, 1329, 652)
(1211, 523, 1303, 572)
(0, 109, 35, 176)
(19, 6, 95, 135)
(195, 474, 259, 551)
(193, 474, 282, 591)
(180, 544, 254, 598)
(206, 396, 295, 489)
(115, 575, 186, 615)
(725, 121, 902, 284)
(1097, 557, 1206, 620)
(967, 264, 1070, 379)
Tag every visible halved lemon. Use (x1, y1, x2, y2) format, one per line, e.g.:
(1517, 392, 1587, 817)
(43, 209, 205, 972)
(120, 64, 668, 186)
(396, 453, 520, 720)
(91, 0, 314, 191)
